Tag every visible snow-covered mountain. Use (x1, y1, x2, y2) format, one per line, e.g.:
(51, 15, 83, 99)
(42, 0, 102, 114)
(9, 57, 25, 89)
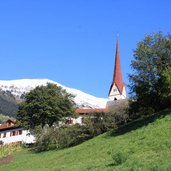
(0, 79, 108, 109)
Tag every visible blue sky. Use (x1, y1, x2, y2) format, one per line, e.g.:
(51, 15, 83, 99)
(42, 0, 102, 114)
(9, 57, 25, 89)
(0, 0, 171, 98)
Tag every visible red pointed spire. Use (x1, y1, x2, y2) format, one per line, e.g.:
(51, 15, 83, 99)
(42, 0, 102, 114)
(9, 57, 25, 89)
(109, 38, 124, 95)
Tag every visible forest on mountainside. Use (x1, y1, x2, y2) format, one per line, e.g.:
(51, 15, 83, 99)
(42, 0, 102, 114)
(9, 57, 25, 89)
(0, 90, 18, 117)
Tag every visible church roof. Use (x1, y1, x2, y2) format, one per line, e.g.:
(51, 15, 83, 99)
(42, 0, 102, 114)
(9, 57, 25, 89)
(109, 38, 124, 95)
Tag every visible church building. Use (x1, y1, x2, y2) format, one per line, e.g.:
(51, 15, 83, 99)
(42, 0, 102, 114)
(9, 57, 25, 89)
(106, 38, 127, 107)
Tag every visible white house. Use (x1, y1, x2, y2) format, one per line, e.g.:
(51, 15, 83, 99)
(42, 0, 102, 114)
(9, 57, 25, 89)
(0, 120, 35, 145)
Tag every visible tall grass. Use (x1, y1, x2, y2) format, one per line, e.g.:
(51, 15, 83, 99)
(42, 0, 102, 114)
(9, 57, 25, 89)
(0, 143, 22, 158)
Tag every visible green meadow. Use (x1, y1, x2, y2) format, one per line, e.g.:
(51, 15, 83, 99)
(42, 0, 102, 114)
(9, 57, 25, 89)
(1, 109, 171, 171)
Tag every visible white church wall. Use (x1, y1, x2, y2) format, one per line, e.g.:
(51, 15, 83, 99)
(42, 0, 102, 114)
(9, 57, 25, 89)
(108, 84, 127, 101)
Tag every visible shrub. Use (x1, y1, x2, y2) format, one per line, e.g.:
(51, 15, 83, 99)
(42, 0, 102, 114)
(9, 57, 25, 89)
(111, 150, 128, 166)
(33, 102, 129, 152)
(109, 100, 129, 126)
(33, 124, 89, 152)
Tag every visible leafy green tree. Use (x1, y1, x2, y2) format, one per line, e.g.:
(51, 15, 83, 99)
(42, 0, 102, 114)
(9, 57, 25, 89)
(161, 67, 171, 105)
(129, 32, 171, 116)
(17, 83, 76, 129)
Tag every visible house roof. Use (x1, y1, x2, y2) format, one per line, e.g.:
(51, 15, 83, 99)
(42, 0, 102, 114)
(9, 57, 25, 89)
(0, 120, 18, 132)
(109, 38, 124, 95)
(76, 108, 109, 114)
(2, 119, 15, 124)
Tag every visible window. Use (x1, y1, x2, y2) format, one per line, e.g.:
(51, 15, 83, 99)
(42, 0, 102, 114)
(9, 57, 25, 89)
(10, 131, 18, 136)
(19, 130, 22, 135)
(113, 88, 117, 92)
(69, 119, 73, 124)
(3, 132, 6, 138)
(12, 131, 16, 136)
(66, 118, 73, 124)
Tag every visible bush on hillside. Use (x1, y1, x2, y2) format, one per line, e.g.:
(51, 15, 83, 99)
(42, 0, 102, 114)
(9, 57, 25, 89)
(109, 100, 129, 126)
(111, 150, 128, 166)
(82, 100, 129, 137)
(33, 124, 90, 152)
(32, 102, 129, 152)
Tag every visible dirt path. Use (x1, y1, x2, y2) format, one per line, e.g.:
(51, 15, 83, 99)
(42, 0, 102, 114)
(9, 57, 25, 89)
(0, 155, 14, 165)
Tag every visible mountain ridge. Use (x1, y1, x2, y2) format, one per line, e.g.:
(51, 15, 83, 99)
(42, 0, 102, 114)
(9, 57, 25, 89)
(0, 79, 108, 115)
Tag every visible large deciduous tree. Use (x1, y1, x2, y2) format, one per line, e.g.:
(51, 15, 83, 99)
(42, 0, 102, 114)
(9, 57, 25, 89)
(129, 32, 171, 116)
(17, 83, 76, 129)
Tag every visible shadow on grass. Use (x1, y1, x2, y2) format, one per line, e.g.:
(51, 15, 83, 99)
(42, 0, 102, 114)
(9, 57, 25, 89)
(109, 108, 171, 137)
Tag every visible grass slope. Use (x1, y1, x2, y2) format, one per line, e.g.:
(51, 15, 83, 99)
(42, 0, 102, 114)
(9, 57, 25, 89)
(1, 109, 171, 171)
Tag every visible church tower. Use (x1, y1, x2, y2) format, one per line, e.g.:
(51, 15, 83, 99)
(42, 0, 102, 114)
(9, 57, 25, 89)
(108, 38, 127, 102)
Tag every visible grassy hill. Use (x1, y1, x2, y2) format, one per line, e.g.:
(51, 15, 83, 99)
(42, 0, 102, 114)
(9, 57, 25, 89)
(1, 109, 171, 171)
